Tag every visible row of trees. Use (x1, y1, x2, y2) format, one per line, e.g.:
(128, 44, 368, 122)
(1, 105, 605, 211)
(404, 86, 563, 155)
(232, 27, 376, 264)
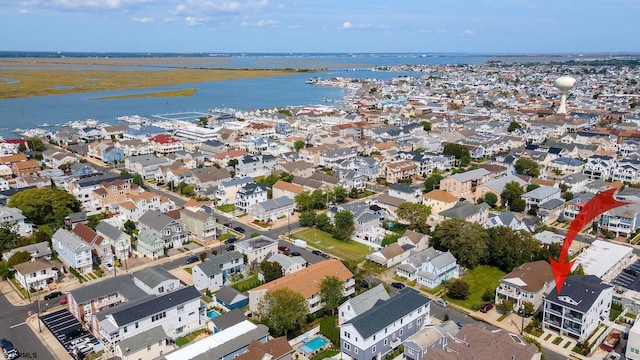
(294, 186, 348, 211)
(431, 219, 561, 272)
(299, 210, 355, 240)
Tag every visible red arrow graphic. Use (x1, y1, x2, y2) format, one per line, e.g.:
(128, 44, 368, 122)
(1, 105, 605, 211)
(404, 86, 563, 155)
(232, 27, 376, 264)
(550, 188, 629, 294)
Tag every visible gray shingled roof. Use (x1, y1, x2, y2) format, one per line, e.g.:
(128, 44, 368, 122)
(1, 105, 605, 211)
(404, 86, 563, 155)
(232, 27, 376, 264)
(53, 228, 91, 253)
(133, 266, 176, 288)
(545, 275, 611, 313)
(69, 275, 149, 304)
(196, 251, 243, 277)
(343, 284, 390, 318)
(139, 210, 175, 232)
(215, 287, 248, 306)
(95, 221, 124, 241)
(345, 288, 429, 339)
(189, 324, 270, 360)
(440, 201, 489, 220)
(257, 196, 293, 212)
(112, 286, 200, 325)
(117, 325, 168, 354)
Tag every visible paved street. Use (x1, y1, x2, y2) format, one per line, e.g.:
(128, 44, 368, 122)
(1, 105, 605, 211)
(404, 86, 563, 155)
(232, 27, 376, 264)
(0, 290, 55, 359)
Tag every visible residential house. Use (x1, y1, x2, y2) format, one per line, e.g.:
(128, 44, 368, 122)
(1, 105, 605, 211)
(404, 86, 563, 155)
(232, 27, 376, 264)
(13, 259, 58, 291)
(0, 206, 33, 236)
(70, 163, 97, 176)
(248, 259, 354, 314)
(396, 247, 459, 289)
(380, 160, 417, 184)
(340, 288, 430, 360)
(272, 180, 305, 202)
(582, 155, 615, 180)
(114, 326, 172, 360)
(338, 284, 390, 325)
(333, 202, 383, 243)
(403, 320, 460, 360)
(337, 169, 365, 191)
(422, 322, 540, 360)
(214, 287, 249, 310)
(236, 183, 268, 213)
(234, 235, 279, 266)
(2, 241, 51, 261)
(67, 275, 149, 322)
(439, 168, 492, 198)
(0, 177, 8, 191)
(117, 191, 176, 223)
(115, 139, 153, 157)
(536, 198, 565, 224)
(216, 177, 254, 205)
(495, 260, 555, 312)
(265, 253, 306, 275)
(133, 267, 181, 295)
(236, 155, 277, 178)
(12, 159, 40, 177)
(15, 174, 50, 189)
(366, 244, 412, 267)
(73, 223, 114, 266)
(388, 183, 422, 203)
(149, 134, 183, 154)
(548, 157, 585, 176)
(439, 201, 490, 224)
(277, 160, 314, 178)
(91, 179, 141, 212)
(180, 208, 217, 242)
(422, 190, 458, 215)
(543, 275, 612, 342)
(563, 192, 594, 220)
(42, 149, 77, 168)
(341, 156, 380, 181)
(92, 286, 203, 346)
(613, 159, 640, 183)
(101, 125, 130, 139)
(192, 251, 245, 292)
(483, 211, 536, 232)
(88, 141, 126, 163)
(558, 173, 591, 193)
(125, 155, 170, 180)
(473, 175, 528, 205)
(318, 147, 357, 169)
(521, 185, 561, 210)
(78, 127, 103, 142)
(66, 172, 130, 209)
(397, 230, 429, 252)
(52, 228, 93, 274)
(248, 197, 294, 223)
(136, 210, 188, 258)
(626, 319, 640, 360)
(95, 221, 131, 261)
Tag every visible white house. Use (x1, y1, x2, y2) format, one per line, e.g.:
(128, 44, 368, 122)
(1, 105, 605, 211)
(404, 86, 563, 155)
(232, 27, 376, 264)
(338, 284, 389, 325)
(52, 228, 93, 274)
(395, 247, 459, 289)
(234, 235, 278, 266)
(235, 183, 268, 213)
(495, 260, 555, 312)
(13, 259, 58, 291)
(192, 251, 245, 292)
(521, 185, 561, 210)
(0, 206, 33, 236)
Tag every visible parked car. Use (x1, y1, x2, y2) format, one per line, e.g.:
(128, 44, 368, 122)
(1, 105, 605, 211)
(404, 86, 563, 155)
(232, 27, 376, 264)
(391, 282, 405, 289)
(105, 263, 114, 272)
(290, 251, 302, 257)
(44, 291, 63, 300)
(224, 237, 237, 244)
(456, 322, 464, 329)
(1, 338, 18, 360)
(311, 250, 322, 256)
(64, 327, 84, 340)
(278, 245, 290, 254)
(223, 222, 232, 227)
(233, 226, 246, 233)
(434, 299, 448, 307)
(225, 244, 235, 251)
(480, 303, 493, 313)
(185, 256, 199, 264)
(60, 297, 68, 305)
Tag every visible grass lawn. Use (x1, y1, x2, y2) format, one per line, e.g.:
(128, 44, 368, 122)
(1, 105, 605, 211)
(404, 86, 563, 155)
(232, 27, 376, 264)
(610, 307, 623, 321)
(218, 204, 235, 213)
(311, 348, 340, 360)
(292, 228, 371, 262)
(184, 267, 192, 275)
(8, 278, 29, 299)
(174, 329, 206, 347)
(552, 337, 562, 345)
(218, 233, 234, 241)
(232, 275, 263, 292)
(445, 265, 506, 309)
(420, 285, 444, 296)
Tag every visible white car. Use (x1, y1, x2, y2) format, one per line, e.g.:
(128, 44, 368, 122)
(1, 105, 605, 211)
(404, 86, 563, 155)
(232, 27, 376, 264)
(434, 299, 448, 307)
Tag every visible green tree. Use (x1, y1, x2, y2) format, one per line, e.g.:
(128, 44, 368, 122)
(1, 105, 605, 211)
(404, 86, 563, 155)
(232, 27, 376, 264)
(8, 251, 31, 266)
(228, 159, 239, 168)
(294, 140, 306, 152)
(445, 278, 470, 300)
(515, 158, 540, 178)
(423, 173, 443, 192)
(431, 219, 489, 269)
(333, 210, 355, 241)
(298, 211, 316, 227)
(526, 183, 541, 192)
(523, 302, 535, 316)
(279, 172, 294, 183)
(510, 198, 526, 212)
(8, 188, 81, 226)
(486, 226, 540, 272)
(396, 202, 432, 234)
(17, 143, 27, 152)
(571, 263, 586, 276)
(481, 288, 495, 302)
(332, 186, 348, 203)
(257, 288, 308, 336)
(443, 143, 470, 160)
(320, 275, 343, 315)
(294, 191, 313, 212)
(483, 192, 498, 208)
(132, 174, 144, 187)
(315, 213, 333, 233)
(260, 260, 284, 282)
(508, 121, 522, 132)
(311, 189, 328, 209)
(26, 137, 45, 151)
(420, 121, 432, 132)
(0, 261, 10, 280)
(123, 220, 136, 235)
(563, 191, 574, 202)
(501, 181, 525, 207)
(87, 213, 106, 230)
(261, 173, 281, 189)
(0, 223, 20, 251)
(497, 299, 514, 313)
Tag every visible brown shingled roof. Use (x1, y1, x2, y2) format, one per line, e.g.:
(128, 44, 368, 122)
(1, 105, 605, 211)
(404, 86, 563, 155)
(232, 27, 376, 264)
(423, 189, 458, 203)
(500, 260, 554, 293)
(72, 223, 104, 246)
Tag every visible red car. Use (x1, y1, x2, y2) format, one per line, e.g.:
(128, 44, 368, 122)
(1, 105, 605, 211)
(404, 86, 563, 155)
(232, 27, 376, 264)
(60, 297, 68, 305)
(480, 303, 493, 313)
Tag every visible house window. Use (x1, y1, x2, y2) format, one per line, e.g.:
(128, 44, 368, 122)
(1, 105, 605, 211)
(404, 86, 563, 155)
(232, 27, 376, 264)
(354, 348, 358, 354)
(147, 345, 151, 351)
(343, 342, 351, 351)
(124, 326, 127, 333)
(135, 322, 138, 329)
(399, 329, 403, 336)
(372, 345, 376, 353)
(384, 339, 388, 346)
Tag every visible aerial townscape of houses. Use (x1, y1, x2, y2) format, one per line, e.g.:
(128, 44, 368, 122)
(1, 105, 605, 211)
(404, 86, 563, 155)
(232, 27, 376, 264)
(3, 59, 640, 360)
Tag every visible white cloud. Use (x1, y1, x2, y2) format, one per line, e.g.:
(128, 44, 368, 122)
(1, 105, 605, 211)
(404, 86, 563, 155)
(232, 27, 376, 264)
(341, 21, 352, 29)
(132, 16, 153, 23)
(240, 19, 278, 27)
(16, 0, 152, 10)
(19, 8, 30, 14)
(461, 29, 477, 36)
(340, 21, 374, 30)
(185, 16, 209, 26)
(288, 24, 301, 29)
(247, 0, 267, 8)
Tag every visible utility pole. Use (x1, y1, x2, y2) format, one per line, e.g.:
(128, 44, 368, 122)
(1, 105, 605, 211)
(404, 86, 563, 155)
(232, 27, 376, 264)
(36, 286, 42, 333)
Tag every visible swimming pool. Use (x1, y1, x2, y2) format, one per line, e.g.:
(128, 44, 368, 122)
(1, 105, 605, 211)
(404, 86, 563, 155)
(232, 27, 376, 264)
(300, 336, 328, 353)
(207, 310, 220, 319)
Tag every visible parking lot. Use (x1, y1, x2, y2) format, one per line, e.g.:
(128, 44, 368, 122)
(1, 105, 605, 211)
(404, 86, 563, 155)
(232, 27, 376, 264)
(611, 260, 640, 292)
(40, 309, 97, 358)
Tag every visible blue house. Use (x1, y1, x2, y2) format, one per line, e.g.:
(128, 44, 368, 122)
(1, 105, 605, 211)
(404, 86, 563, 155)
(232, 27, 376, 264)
(214, 286, 249, 310)
(103, 146, 125, 163)
(70, 163, 97, 176)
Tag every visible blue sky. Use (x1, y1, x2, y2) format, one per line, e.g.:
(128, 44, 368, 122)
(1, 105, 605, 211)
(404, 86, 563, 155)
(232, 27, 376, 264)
(0, 0, 638, 53)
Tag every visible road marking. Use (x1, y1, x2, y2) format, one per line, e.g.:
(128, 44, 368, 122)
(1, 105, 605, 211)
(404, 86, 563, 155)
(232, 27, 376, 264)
(10, 322, 26, 328)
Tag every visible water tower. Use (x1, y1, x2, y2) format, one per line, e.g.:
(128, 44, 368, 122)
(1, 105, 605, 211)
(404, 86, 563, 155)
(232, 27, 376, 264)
(554, 76, 576, 114)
